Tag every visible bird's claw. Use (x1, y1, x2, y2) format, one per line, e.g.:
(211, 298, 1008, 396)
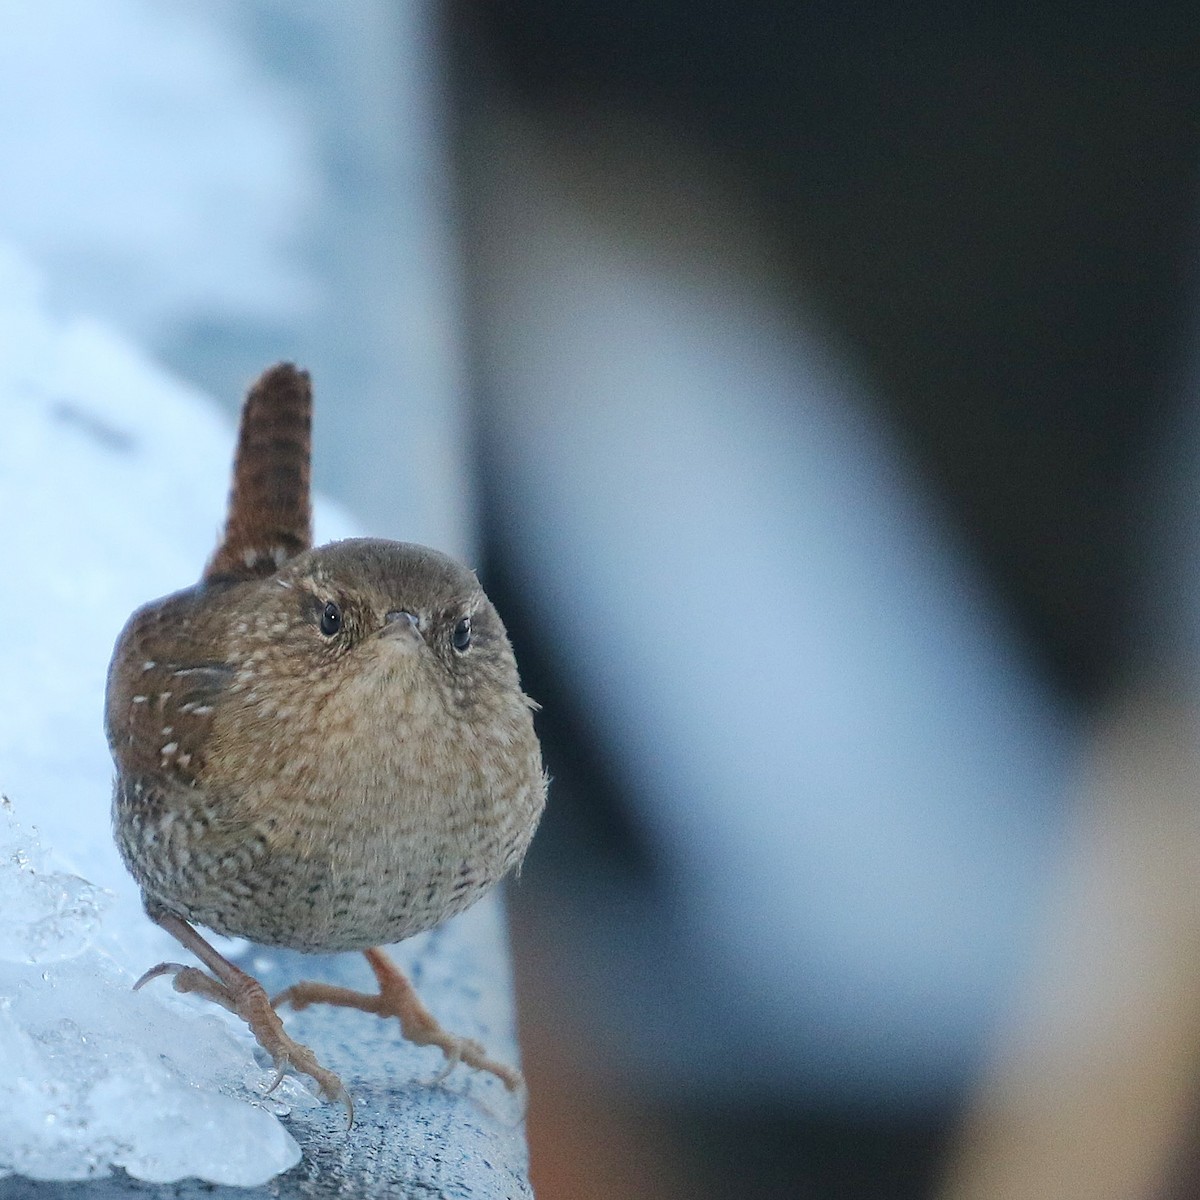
(264, 1061, 288, 1096)
(135, 955, 355, 1127)
(132, 961, 189, 991)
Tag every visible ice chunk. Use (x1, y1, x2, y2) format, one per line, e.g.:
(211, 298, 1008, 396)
(0, 796, 302, 1185)
(0, 796, 109, 963)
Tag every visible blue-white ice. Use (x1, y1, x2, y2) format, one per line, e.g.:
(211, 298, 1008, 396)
(0, 804, 304, 1186)
(0, 245, 358, 1186)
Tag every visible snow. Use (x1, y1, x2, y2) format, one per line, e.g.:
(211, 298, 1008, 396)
(0, 244, 358, 1185)
(0, 1, 318, 344)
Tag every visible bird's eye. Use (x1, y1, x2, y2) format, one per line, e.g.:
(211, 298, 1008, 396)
(320, 601, 343, 636)
(452, 615, 472, 652)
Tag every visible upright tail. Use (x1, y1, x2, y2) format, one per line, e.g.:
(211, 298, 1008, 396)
(204, 363, 313, 582)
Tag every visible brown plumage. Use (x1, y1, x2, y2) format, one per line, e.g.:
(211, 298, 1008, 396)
(204, 363, 312, 581)
(104, 364, 546, 1117)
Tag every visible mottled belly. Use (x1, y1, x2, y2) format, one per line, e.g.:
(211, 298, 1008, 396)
(113, 775, 538, 951)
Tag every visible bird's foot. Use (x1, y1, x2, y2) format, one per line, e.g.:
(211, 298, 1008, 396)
(273, 946, 524, 1093)
(136, 958, 354, 1124)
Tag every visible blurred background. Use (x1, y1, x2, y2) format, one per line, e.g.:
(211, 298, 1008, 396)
(5, 3, 1200, 1196)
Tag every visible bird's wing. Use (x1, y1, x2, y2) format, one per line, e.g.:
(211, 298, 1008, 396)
(104, 588, 234, 787)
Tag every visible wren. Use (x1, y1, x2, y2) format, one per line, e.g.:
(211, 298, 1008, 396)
(104, 364, 546, 1118)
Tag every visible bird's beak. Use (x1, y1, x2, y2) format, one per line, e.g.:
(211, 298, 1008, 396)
(380, 610, 421, 641)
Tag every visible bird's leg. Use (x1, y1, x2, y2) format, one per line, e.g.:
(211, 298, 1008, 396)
(274, 946, 524, 1092)
(135, 912, 353, 1121)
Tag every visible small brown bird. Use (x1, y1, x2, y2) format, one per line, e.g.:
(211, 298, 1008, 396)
(104, 364, 546, 1117)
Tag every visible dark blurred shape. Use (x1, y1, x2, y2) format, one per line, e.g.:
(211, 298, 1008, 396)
(441, 3, 1200, 1198)
(461, 1, 1200, 701)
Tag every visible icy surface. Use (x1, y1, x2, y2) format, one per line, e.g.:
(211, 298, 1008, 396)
(0, 244, 352, 1185)
(0, 799, 108, 965)
(0, 803, 301, 1184)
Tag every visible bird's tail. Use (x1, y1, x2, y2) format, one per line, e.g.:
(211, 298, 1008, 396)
(204, 362, 313, 582)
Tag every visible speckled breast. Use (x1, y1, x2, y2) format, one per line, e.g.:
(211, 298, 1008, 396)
(114, 754, 545, 953)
